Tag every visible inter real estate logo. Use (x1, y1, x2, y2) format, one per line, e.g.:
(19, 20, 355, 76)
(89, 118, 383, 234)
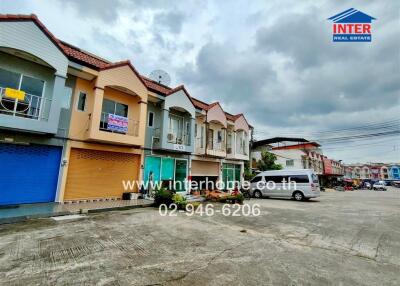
(328, 8, 376, 42)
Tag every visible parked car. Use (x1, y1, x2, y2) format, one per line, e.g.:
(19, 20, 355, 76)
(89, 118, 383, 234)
(373, 181, 387, 191)
(250, 169, 320, 201)
(364, 182, 372, 189)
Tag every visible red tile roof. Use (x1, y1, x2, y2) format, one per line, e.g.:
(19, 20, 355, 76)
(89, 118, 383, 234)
(191, 97, 210, 110)
(59, 40, 110, 69)
(140, 75, 172, 95)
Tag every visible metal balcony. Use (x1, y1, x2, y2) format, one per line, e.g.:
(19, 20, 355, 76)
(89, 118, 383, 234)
(0, 87, 51, 121)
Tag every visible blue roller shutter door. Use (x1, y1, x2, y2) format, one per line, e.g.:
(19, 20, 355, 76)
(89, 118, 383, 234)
(0, 143, 62, 205)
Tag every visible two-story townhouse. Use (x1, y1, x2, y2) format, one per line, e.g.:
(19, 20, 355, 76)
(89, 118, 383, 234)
(191, 99, 250, 191)
(137, 81, 251, 193)
(56, 44, 148, 202)
(0, 15, 72, 205)
(141, 77, 195, 193)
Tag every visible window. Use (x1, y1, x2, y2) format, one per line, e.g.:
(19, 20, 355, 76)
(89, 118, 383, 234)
(217, 130, 222, 143)
(195, 123, 197, 137)
(251, 176, 263, 183)
(0, 68, 21, 89)
(100, 99, 129, 133)
(208, 129, 214, 149)
(185, 122, 190, 145)
(102, 98, 128, 117)
(286, 159, 294, 167)
(289, 175, 310, 183)
(169, 114, 183, 142)
(265, 176, 287, 184)
(148, 111, 154, 127)
(200, 125, 204, 148)
(20, 75, 44, 97)
(0, 68, 45, 97)
(77, 92, 87, 111)
(0, 68, 46, 120)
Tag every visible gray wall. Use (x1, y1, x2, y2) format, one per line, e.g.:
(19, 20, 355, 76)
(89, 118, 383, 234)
(0, 51, 67, 134)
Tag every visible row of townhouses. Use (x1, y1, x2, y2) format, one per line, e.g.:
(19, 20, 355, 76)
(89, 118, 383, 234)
(344, 163, 400, 180)
(0, 14, 251, 206)
(251, 137, 345, 185)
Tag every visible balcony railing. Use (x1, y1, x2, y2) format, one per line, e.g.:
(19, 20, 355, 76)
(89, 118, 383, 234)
(99, 112, 139, 136)
(208, 141, 226, 152)
(0, 87, 51, 120)
(195, 137, 205, 149)
(167, 130, 190, 145)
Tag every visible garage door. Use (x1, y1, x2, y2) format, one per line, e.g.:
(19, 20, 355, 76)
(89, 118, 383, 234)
(0, 143, 62, 205)
(64, 149, 140, 201)
(191, 160, 219, 176)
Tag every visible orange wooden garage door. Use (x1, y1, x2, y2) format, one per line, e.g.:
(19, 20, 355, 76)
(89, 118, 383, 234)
(64, 148, 140, 201)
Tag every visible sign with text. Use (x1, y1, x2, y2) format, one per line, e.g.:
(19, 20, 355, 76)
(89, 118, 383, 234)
(173, 144, 185, 152)
(328, 8, 376, 42)
(107, 114, 128, 133)
(5, 88, 25, 100)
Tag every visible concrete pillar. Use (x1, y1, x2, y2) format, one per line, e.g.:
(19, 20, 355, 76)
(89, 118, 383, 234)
(88, 86, 104, 138)
(161, 108, 169, 147)
(48, 74, 67, 133)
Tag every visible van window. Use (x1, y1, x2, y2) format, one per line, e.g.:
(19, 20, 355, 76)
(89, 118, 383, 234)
(265, 176, 288, 184)
(311, 174, 319, 183)
(251, 176, 263, 183)
(289, 175, 310, 183)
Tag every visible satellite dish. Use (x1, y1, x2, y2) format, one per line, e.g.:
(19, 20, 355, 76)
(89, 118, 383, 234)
(149, 69, 171, 86)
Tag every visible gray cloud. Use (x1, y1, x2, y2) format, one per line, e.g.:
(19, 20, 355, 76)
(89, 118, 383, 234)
(178, 4, 400, 132)
(60, 0, 123, 22)
(155, 11, 186, 34)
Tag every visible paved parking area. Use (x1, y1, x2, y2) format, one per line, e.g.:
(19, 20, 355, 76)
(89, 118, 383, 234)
(0, 188, 399, 285)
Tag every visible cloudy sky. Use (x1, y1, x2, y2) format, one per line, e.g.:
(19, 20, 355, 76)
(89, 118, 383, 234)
(1, 0, 399, 163)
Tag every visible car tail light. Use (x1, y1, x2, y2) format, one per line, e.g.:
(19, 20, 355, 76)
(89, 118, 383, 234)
(311, 183, 315, 188)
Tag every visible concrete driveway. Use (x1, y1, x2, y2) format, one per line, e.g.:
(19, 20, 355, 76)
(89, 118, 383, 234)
(0, 188, 399, 285)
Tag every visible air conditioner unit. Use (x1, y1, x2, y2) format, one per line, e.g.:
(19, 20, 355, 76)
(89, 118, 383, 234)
(167, 133, 175, 141)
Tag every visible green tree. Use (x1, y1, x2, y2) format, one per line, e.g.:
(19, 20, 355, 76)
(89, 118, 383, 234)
(257, 151, 282, 171)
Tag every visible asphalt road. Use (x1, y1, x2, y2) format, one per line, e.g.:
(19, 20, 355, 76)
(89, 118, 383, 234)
(0, 188, 399, 285)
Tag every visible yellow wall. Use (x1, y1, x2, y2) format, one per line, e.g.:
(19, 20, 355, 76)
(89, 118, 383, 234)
(68, 64, 148, 146)
(69, 77, 94, 140)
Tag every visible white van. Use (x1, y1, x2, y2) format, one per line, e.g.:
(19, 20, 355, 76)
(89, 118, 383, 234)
(250, 169, 320, 201)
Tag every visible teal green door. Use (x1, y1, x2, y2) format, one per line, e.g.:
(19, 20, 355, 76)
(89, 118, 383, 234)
(223, 163, 241, 190)
(174, 159, 188, 192)
(161, 157, 175, 180)
(144, 156, 161, 185)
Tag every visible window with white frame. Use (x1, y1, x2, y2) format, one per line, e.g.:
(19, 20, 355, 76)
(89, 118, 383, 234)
(0, 67, 46, 119)
(168, 113, 191, 145)
(100, 98, 128, 133)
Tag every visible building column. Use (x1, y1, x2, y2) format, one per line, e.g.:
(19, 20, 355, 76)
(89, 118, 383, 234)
(88, 86, 104, 138)
(138, 100, 147, 139)
(56, 139, 72, 202)
(190, 117, 195, 152)
(161, 108, 169, 147)
(48, 74, 67, 133)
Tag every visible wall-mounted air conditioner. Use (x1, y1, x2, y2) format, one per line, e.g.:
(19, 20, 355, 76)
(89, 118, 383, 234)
(167, 133, 175, 142)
